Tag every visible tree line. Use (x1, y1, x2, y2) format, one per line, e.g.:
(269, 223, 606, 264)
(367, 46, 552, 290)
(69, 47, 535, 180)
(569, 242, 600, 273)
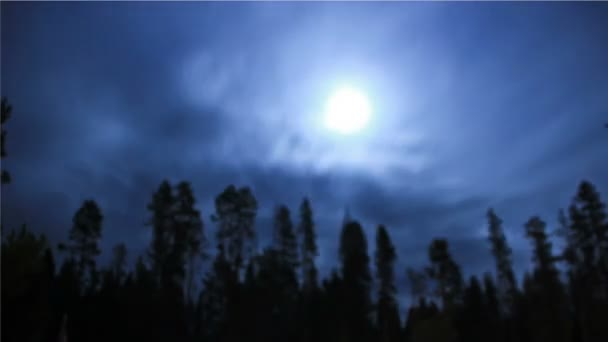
(2, 98, 608, 342)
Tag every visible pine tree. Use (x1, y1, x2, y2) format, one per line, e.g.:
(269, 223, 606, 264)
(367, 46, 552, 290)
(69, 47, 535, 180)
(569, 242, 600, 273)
(146, 180, 206, 298)
(298, 197, 318, 292)
(212, 185, 258, 272)
(426, 238, 464, 309)
(146, 180, 175, 287)
(521, 222, 570, 342)
(524, 216, 563, 294)
(339, 220, 373, 342)
(486, 208, 518, 314)
(566, 181, 608, 286)
(375, 225, 401, 342)
(274, 204, 299, 270)
(174, 181, 207, 303)
(565, 181, 608, 342)
(297, 198, 321, 342)
(199, 246, 232, 342)
(59, 200, 103, 291)
(254, 247, 300, 342)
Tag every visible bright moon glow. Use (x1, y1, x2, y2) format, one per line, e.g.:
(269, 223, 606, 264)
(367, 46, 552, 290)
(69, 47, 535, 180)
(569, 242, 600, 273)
(324, 86, 372, 134)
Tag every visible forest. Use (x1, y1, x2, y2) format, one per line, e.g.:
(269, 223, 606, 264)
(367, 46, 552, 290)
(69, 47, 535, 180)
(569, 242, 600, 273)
(2, 96, 608, 342)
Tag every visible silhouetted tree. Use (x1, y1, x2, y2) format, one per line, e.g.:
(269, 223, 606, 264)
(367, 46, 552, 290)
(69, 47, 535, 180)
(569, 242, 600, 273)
(520, 224, 570, 342)
(127, 256, 161, 342)
(4, 176, 608, 342)
(523, 216, 571, 342)
(339, 220, 373, 342)
(1, 225, 54, 342)
(524, 216, 569, 321)
(482, 272, 504, 342)
(59, 200, 103, 292)
(251, 247, 300, 342)
(320, 269, 344, 342)
(174, 181, 207, 303)
(426, 238, 464, 309)
(487, 208, 518, 315)
(298, 197, 319, 292)
(416, 240, 463, 341)
(564, 181, 608, 342)
(296, 198, 321, 342)
(274, 204, 299, 270)
(199, 246, 233, 342)
(374, 225, 401, 342)
(212, 185, 258, 272)
(146, 180, 175, 287)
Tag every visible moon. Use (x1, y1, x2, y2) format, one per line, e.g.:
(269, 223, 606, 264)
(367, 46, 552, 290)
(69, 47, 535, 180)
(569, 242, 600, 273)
(324, 86, 372, 135)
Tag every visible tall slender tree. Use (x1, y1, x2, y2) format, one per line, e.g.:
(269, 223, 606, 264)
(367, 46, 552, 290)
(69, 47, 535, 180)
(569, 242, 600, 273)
(174, 181, 207, 303)
(274, 204, 299, 270)
(524, 217, 561, 287)
(298, 197, 318, 291)
(524, 216, 570, 342)
(199, 245, 233, 342)
(374, 225, 400, 342)
(146, 180, 175, 287)
(486, 208, 518, 314)
(212, 185, 258, 272)
(59, 200, 103, 291)
(565, 181, 608, 342)
(339, 220, 373, 342)
(426, 238, 464, 309)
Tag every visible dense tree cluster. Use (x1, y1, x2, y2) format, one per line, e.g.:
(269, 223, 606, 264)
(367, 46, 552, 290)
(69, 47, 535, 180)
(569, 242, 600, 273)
(2, 99, 608, 342)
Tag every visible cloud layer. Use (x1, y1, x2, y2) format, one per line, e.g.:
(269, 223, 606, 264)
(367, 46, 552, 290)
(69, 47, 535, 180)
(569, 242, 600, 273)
(2, 2, 608, 305)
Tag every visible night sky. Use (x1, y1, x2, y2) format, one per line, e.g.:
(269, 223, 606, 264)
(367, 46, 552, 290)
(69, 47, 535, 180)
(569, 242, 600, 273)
(2, 2, 607, 305)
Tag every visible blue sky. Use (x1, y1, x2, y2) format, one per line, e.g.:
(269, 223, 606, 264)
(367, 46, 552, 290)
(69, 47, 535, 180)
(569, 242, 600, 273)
(2, 2, 607, 306)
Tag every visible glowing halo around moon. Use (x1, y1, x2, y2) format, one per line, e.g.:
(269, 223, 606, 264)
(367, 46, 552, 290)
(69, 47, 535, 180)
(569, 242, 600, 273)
(323, 86, 372, 135)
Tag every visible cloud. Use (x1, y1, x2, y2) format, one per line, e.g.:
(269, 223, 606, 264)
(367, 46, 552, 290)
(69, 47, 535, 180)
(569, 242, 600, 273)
(1, 1, 608, 294)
